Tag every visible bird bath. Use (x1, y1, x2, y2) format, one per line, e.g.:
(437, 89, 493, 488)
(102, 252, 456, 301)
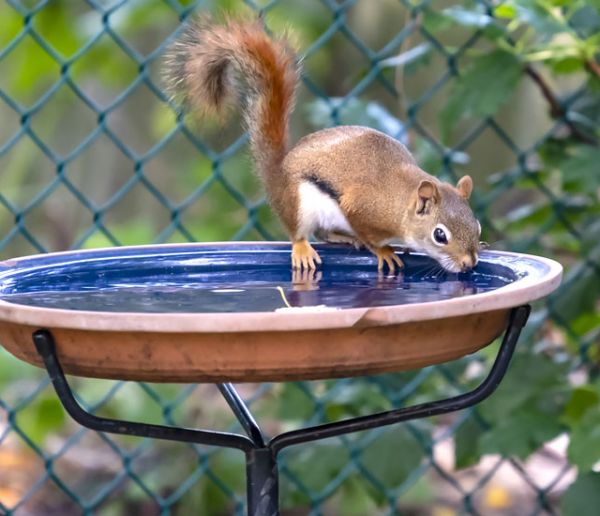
(0, 242, 561, 515)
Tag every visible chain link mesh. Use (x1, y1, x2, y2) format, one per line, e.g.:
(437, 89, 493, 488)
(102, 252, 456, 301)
(0, 0, 597, 514)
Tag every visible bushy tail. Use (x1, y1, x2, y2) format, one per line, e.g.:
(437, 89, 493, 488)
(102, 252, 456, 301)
(165, 17, 299, 184)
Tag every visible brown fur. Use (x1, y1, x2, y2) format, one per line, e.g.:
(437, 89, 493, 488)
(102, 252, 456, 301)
(166, 18, 481, 272)
(165, 17, 298, 195)
(283, 125, 480, 271)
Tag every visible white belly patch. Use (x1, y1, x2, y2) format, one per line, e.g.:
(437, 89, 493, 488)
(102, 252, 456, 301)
(297, 181, 354, 237)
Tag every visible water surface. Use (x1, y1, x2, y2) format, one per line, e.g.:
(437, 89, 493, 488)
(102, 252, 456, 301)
(0, 248, 517, 313)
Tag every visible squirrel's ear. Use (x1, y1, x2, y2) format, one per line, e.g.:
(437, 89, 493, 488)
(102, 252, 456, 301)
(416, 180, 440, 215)
(456, 175, 473, 200)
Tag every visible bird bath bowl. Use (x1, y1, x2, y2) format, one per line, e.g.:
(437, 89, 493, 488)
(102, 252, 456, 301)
(0, 242, 562, 515)
(0, 242, 561, 382)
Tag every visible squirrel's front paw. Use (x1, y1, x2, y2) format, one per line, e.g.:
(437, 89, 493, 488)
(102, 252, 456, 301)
(292, 240, 322, 270)
(373, 245, 404, 274)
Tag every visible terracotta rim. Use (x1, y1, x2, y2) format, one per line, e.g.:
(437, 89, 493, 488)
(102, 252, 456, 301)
(0, 242, 562, 333)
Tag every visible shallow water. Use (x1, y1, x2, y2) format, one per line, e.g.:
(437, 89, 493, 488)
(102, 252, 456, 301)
(0, 254, 516, 313)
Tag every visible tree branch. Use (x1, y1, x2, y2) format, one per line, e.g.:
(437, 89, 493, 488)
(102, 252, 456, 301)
(525, 64, 598, 146)
(585, 59, 600, 81)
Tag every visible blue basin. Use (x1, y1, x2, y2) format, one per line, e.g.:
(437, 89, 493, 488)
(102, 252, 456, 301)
(0, 243, 562, 382)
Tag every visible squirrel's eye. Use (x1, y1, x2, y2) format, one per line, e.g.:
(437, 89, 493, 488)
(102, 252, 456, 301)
(433, 227, 448, 245)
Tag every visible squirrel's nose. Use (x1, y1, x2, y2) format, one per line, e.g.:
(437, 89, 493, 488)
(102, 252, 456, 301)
(460, 254, 476, 272)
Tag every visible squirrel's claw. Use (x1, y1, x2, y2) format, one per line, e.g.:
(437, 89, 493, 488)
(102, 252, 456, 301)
(292, 240, 322, 271)
(373, 245, 404, 274)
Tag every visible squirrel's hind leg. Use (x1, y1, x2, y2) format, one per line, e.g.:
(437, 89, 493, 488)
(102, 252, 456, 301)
(315, 229, 364, 249)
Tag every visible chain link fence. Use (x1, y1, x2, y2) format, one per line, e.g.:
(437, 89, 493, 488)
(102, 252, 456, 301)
(1, 0, 598, 514)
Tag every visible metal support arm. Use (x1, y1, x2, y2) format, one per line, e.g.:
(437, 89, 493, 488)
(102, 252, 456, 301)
(33, 304, 530, 516)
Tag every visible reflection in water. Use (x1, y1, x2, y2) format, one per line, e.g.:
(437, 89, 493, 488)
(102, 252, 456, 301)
(291, 269, 322, 291)
(0, 257, 514, 314)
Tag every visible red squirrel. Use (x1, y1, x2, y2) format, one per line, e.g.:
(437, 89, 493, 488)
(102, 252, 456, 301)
(166, 17, 481, 273)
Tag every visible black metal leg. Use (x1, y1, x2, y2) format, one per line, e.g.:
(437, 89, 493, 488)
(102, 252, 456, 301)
(32, 331, 253, 452)
(218, 383, 266, 447)
(269, 305, 531, 454)
(32, 305, 530, 516)
(246, 448, 279, 516)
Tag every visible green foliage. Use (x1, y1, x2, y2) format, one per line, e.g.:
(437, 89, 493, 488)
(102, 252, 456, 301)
(560, 146, 600, 190)
(454, 417, 484, 469)
(567, 407, 600, 470)
(282, 441, 349, 506)
(562, 382, 600, 471)
(561, 472, 600, 516)
(454, 349, 570, 462)
(15, 392, 67, 446)
(359, 426, 424, 492)
(421, 2, 600, 497)
(440, 50, 523, 140)
(0, 0, 599, 513)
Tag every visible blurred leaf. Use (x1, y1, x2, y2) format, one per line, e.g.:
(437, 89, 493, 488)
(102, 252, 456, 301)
(70, 36, 138, 90)
(567, 407, 600, 470)
(582, 218, 600, 253)
(568, 4, 600, 38)
(284, 442, 348, 506)
(5, 35, 60, 101)
(0, 7, 22, 47)
(562, 385, 600, 427)
(337, 476, 379, 516)
(34, 3, 83, 59)
(454, 417, 485, 469)
(510, 0, 571, 37)
(81, 220, 156, 248)
(203, 448, 245, 509)
(0, 348, 42, 386)
(480, 406, 563, 458)
(360, 426, 424, 490)
(551, 56, 585, 74)
(91, 382, 166, 424)
(422, 8, 454, 32)
(479, 351, 569, 419)
(561, 472, 600, 516)
(570, 311, 600, 338)
(324, 383, 391, 420)
(494, 4, 518, 19)
(560, 146, 600, 190)
(475, 350, 569, 459)
(16, 394, 67, 446)
(503, 202, 551, 225)
(550, 264, 600, 324)
(274, 383, 316, 422)
(440, 50, 523, 140)
(151, 103, 178, 140)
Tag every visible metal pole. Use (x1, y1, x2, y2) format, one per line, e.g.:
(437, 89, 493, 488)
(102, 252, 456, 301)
(218, 383, 266, 447)
(246, 448, 279, 516)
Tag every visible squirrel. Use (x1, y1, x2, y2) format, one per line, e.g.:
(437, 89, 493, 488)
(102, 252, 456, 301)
(166, 17, 482, 274)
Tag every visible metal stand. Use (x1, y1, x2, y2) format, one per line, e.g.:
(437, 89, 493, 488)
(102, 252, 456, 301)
(33, 305, 530, 516)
